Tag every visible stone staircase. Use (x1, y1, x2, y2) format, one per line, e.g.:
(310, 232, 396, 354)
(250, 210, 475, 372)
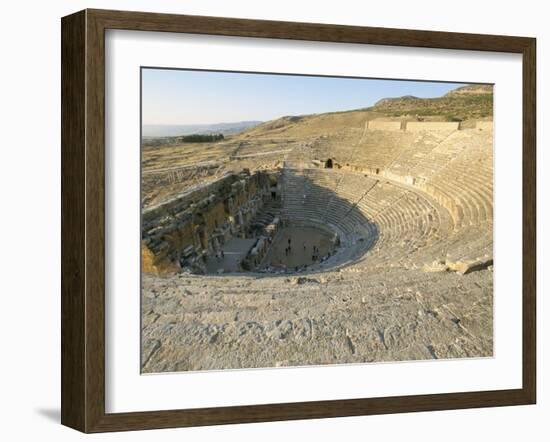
(248, 197, 282, 234)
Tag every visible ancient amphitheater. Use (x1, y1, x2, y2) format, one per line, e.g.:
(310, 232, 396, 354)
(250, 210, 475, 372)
(141, 90, 494, 373)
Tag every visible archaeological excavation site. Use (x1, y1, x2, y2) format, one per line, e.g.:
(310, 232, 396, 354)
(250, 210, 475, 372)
(141, 84, 494, 373)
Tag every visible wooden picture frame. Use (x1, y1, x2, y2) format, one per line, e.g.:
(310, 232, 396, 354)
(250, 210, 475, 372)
(61, 8, 536, 433)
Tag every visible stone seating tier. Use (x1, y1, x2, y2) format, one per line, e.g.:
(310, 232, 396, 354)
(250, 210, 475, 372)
(280, 165, 491, 270)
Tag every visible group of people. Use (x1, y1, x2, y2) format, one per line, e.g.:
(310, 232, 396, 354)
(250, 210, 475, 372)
(311, 244, 320, 262)
(311, 244, 333, 264)
(262, 235, 337, 274)
(282, 237, 327, 263)
(284, 237, 293, 256)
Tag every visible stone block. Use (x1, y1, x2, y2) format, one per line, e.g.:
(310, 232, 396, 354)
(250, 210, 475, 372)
(367, 120, 402, 131)
(406, 122, 459, 132)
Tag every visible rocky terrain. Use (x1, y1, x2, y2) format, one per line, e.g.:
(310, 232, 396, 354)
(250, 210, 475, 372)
(141, 83, 494, 372)
(372, 84, 493, 121)
(142, 268, 492, 372)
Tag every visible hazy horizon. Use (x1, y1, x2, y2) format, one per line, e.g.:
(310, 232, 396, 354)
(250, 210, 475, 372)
(144, 120, 263, 127)
(142, 68, 466, 126)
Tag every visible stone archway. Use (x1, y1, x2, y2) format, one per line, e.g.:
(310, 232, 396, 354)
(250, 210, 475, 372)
(325, 158, 333, 169)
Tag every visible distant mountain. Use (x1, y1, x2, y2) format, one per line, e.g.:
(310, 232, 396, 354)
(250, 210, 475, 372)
(239, 84, 493, 141)
(370, 84, 493, 121)
(444, 84, 493, 96)
(142, 121, 263, 137)
(374, 95, 419, 106)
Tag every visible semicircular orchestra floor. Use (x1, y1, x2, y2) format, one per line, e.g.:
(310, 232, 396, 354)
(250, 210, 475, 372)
(260, 225, 338, 271)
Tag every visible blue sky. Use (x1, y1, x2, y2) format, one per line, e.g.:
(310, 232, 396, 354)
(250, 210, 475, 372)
(142, 68, 465, 125)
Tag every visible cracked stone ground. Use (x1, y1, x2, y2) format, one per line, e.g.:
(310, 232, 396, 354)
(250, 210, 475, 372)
(141, 267, 492, 372)
(140, 85, 494, 373)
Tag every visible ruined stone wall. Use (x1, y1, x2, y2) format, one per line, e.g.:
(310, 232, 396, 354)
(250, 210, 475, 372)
(365, 120, 471, 132)
(367, 120, 402, 131)
(406, 121, 460, 132)
(204, 201, 226, 233)
(141, 171, 272, 274)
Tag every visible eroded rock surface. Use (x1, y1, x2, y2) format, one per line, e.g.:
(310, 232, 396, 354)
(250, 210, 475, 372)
(141, 268, 492, 372)
(140, 85, 494, 372)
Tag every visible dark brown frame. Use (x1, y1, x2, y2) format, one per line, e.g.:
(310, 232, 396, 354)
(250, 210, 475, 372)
(61, 8, 536, 433)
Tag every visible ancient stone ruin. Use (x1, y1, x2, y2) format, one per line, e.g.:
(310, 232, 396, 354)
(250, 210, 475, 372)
(141, 170, 277, 274)
(141, 110, 494, 372)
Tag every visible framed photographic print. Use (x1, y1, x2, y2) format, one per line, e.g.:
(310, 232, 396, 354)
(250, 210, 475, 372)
(61, 9, 536, 433)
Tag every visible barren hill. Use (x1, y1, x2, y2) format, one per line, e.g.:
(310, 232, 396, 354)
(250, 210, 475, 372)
(140, 82, 494, 372)
(369, 83, 493, 121)
(141, 84, 493, 207)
